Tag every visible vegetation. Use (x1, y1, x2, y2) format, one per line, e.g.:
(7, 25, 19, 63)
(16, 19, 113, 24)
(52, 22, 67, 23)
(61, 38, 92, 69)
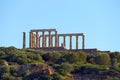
(0, 46, 120, 79)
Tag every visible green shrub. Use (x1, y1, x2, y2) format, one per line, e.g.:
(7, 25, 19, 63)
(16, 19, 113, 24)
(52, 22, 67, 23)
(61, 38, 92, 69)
(42, 52, 62, 63)
(0, 66, 10, 75)
(0, 51, 5, 58)
(69, 53, 79, 63)
(94, 53, 110, 65)
(1, 73, 10, 80)
(52, 73, 63, 80)
(78, 52, 86, 63)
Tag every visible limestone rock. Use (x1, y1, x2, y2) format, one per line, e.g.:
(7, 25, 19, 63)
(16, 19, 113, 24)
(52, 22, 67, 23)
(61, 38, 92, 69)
(17, 63, 54, 75)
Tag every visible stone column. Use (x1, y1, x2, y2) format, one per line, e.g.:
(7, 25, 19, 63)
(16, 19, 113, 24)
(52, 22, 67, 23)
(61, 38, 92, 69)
(42, 31, 45, 48)
(36, 32, 38, 48)
(29, 32, 31, 48)
(70, 35, 72, 50)
(63, 35, 66, 48)
(38, 36, 40, 48)
(58, 35, 59, 47)
(49, 31, 51, 47)
(31, 32, 34, 48)
(44, 36, 46, 47)
(23, 32, 26, 48)
(82, 35, 85, 49)
(51, 36, 53, 47)
(76, 35, 78, 50)
(33, 33, 36, 48)
(55, 31, 58, 47)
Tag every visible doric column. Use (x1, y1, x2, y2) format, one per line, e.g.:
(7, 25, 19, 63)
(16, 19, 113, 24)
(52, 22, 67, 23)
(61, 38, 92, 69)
(51, 36, 53, 47)
(29, 32, 31, 48)
(44, 36, 46, 47)
(33, 33, 36, 48)
(42, 31, 45, 47)
(38, 36, 40, 48)
(49, 31, 51, 47)
(32, 33, 34, 48)
(36, 32, 38, 48)
(58, 35, 59, 47)
(82, 35, 85, 49)
(23, 32, 26, 48)
(55, 31, 58, 47)
(70, 35, 72, 50)
(76, 35, 78, 50)
(63, 35, 66, 48)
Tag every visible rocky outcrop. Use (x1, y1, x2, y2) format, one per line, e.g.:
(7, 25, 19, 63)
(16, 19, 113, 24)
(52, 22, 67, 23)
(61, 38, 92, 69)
(17, 63, 54, 75)
(0, 60, 8, 66)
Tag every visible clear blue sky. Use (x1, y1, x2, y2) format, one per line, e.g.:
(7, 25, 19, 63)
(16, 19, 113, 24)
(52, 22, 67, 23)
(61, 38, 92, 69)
(0, 0, 120, 51)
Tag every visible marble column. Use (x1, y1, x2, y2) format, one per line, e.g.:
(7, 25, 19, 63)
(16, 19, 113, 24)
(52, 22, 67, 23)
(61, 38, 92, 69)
(38, 36, 40, 48)
(36, 32, 38, 48)
(58, 35, 59, 47)
(51, 36, 53, 47)
(55, 31, 58, 47)
(82, 35, 85, 49)
(44, 36, 46, 47)
(23, 32, 26, 48)
(33, 33, 36, 48)
(29, 32, 31, 48)
(42, 31, 45, 47)
(76, 35, 78, 50)
(70, 35, 72, 50)
(49, 31, 51, 47)
(63, 35, 66, 48)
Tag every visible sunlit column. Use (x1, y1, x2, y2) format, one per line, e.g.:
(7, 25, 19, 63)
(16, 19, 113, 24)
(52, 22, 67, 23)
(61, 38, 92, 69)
(42, 31, 45, 47)
(63, 35, 66, 48)
(49, 31, 51, 47)
(76, 35, 78, 50)
(82, 35, 85, 49)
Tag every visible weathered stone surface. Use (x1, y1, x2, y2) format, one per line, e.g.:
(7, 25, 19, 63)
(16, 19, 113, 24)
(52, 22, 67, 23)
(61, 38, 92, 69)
(17, 63, 54, 75)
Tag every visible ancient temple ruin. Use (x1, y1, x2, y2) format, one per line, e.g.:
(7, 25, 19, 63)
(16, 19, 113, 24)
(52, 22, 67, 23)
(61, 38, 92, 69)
(23, 29, 85, 50)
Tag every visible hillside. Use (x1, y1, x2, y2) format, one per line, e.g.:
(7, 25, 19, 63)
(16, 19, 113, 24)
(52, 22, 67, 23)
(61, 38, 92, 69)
(0, 46, 120, 80)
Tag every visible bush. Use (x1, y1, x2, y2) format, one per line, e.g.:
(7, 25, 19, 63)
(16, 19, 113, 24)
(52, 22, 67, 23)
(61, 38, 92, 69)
(64, 53, 79, 64)
(0, 66, 10, 75)
(0, 51, 5, 58)
(58, 69, 67, 76)
(1, 73, 10, 80)
(61, 63, 73, 72)
(86, 54, 95, 64)
(94, 53, 110, 65)
(78, 52, 86, 63)
(42, 52, 62, 63)
(52, 73, 63, 80)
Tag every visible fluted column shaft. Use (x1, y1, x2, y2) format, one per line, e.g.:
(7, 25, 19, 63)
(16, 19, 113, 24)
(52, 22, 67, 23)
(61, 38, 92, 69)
(33, 33, 36, 48)
(36, 32, 38, 48)
(63, 35, 66, 48)
(49, 31, 51, 47)
(42, 31, 45, 47)
(29, 32, 31, 48)
(82, 35, 85, 49)
(76, 35, 78, 50)
(44, 36, 46, 47)
(38, 36, 40, 48)
(51, 36, 53, 47)
(58, 35, 59, 47)
(70, 35, 72, 50)
(55, 31, 58, 47)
